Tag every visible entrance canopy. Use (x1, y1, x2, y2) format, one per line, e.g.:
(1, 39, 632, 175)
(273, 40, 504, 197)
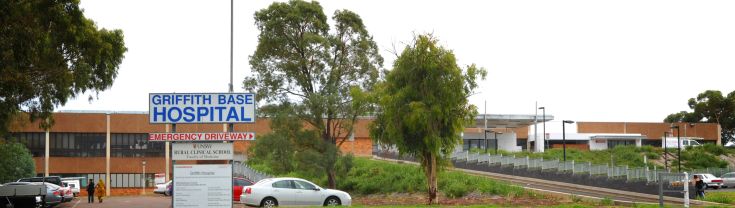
(474, 114, 554, 128)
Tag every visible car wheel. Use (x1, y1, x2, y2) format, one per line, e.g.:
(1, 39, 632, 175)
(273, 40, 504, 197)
(704, 184, 709, 189)
(261, 197, 278, 208)
(324, 196, 341, 206)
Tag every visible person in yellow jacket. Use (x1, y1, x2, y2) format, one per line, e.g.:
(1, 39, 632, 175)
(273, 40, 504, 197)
(94, 179, 106, 203)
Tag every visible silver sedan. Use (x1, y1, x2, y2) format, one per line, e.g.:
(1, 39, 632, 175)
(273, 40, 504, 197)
(240, 177, 351, 207)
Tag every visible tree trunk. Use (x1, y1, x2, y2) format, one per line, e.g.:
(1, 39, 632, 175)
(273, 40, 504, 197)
(425, 153, 438, 205)
(327, 168, 337, 189)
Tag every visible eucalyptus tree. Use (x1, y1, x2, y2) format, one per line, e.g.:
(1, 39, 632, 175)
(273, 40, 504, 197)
(0, 0, 127, 134)
(370, 35, 486, 204)
(245, 0, 382, 188)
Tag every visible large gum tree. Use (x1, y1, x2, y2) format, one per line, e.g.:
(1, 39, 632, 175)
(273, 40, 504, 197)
(245, 0, 382, 188)
(0, 0, 127, 134)
(370, 35, 485, 204)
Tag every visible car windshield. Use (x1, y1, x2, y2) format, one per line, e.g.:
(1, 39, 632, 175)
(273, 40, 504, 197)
(704, 174, 717, 178)
(690, 140, 701, 145)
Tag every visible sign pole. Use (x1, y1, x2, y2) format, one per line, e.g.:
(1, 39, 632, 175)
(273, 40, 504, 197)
(171, 123, 176, 206)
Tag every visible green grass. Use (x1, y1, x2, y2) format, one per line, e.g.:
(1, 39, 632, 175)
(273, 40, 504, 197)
(251, 157, 527, 198)
(337, 205, 596, 208)
(336, 158, 528, 198)
(703, 191, 735, 205)
(471, 144, 732, 170)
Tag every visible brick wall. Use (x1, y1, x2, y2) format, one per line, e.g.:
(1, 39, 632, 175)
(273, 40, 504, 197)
(578, 122, 721, 142)
(338, 137, 373, 157)
(33, 157, 167, 174)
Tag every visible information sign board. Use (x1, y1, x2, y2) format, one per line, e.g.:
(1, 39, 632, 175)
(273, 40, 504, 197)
(173, 164, 232, 208)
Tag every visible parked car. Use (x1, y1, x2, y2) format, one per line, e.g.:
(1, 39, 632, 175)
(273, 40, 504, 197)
(60, 182, 74, 202)
(233, 177, 254, 202)
(721, 172, 735, 188)
(694, 173, 723, 189)
(165, 181, 173, 196)
(17, 176, 63, 187)
(2, 182, 64, 207)
(0, 182, 45, 208)
(662, 137, 702, 149)
(240, 177, 351, 207)
(154, 180, 172, 195)
(61, 177, 84, 197)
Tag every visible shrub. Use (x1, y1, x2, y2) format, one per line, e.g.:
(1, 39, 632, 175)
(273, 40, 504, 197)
(0, 141, 36, 184)
(570, 195, 582, 203)
(443, 182, 469, 198)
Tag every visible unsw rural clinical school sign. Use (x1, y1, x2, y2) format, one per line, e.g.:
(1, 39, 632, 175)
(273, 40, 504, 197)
(149, 93, 255, 123)
(172, 143, 233, 160)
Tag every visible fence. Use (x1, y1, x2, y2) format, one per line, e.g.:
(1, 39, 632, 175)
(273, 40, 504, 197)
(448, 150, 735, 183)
(233, 163, 273, 183)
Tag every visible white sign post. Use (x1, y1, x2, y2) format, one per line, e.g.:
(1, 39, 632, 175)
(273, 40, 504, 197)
(173, 164, 232, 208)
(172, 143, 234, 160)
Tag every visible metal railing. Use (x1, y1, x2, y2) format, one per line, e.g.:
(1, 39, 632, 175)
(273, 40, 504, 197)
(234, 163, 274, 183)
(449, 150, 734, 183)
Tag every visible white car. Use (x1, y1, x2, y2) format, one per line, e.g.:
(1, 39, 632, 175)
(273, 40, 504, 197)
(694, 173, 724, 189)
(240, 177, 351, 207)
(61, 179, 81, 197)
(719, 172, 735, 188)
(154, 180, 172, 195)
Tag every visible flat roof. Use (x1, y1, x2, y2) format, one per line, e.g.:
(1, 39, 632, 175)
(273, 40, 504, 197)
(474, 114, 554, 128)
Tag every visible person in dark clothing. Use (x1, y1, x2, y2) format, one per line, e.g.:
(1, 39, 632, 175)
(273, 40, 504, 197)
(694, 175, 705, 198)
(87, 179, 95, 203)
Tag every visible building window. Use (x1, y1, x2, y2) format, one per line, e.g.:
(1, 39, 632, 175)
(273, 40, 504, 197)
(111, 133, 164, 157)
(7, 132, 45, 157)
(9, 132, 164, 158)
(607, 140, 635, 149)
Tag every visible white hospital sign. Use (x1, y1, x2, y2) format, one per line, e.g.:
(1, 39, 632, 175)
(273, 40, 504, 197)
(149, 93, 255, 123)
(172, 143, 233, 160)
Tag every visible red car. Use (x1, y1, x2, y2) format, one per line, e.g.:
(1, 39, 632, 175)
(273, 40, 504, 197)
(233, 177, 254, 201)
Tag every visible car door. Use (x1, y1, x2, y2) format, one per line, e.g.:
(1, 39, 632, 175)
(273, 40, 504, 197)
(722, 173, 735, 187)
(293, 180, 323, 205)
(270, 180, 297, 205)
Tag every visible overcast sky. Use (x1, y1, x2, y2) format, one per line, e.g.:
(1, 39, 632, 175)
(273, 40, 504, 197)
(59, 0, 735, 123)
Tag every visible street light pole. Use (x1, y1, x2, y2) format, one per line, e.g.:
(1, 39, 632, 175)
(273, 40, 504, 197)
(484, 130, 488, 154)
(539, 107, 546, 150)
(562, 120, 574, 161)
(671, 125, 682, 172)
(494, 131, 503, 154)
